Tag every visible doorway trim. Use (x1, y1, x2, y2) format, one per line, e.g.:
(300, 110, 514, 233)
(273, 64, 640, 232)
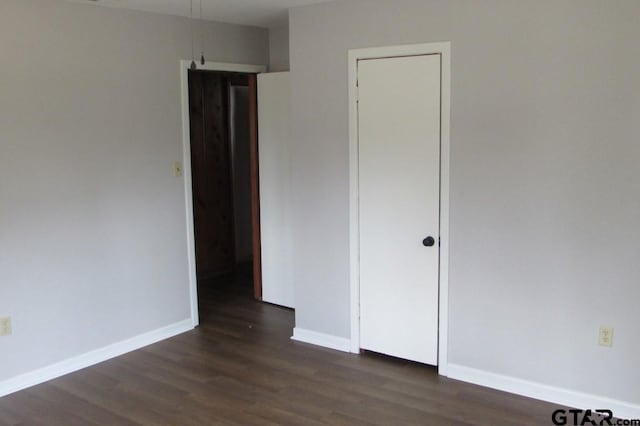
(347, 42, 451, 375)
(180, 60, 267, 327)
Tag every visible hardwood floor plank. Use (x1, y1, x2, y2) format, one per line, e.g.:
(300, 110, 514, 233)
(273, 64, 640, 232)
(1, 390, 94, 426)
(246, 403, 329, 426)
(24, 385, 139, 426)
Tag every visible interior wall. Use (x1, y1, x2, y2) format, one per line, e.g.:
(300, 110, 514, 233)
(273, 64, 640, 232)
(268, 20, 290, 72)
(0, 0, 267, 383)
(230, 86, 253, 264)
(289, 0, 640, 406)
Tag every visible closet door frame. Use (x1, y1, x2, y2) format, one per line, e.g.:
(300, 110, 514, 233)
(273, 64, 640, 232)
(347, 43, 451, 375)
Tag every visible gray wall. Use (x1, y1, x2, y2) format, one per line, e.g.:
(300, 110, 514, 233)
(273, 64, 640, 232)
(269, 22, 290, 72)
(0, 0, 267, 382)
(289, 0, 640, 404)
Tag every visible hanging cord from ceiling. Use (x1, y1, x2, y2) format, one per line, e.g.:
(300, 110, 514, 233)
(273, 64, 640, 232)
(200, 0, 206, 65)
(190, 0, 197, 70)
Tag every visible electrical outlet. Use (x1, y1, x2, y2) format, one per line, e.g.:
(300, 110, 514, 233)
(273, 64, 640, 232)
(0, 317, 11, 337)
(599, 326, 613, 347)
(173, 161, 183, 177)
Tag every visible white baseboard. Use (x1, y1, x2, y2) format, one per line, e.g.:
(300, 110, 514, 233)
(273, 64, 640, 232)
(0, 319, 194, 398)
(448, 364, 640, 420)
(291, 327, 352, 352)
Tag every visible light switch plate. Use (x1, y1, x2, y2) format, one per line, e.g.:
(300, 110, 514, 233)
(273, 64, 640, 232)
(173, 161, 183, 177)
(0, 317, 11, 336)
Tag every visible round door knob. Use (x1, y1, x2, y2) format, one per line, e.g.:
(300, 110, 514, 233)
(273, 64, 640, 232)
(422, 236, 435, 247)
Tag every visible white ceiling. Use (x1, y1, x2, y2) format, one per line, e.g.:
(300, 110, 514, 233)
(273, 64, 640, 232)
(70, 0, 333, 28)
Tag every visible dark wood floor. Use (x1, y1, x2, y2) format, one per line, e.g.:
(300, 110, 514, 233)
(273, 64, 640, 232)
(0, 272, 565, 425)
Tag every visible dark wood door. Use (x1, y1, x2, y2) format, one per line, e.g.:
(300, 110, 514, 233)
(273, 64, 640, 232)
(188, 71, 235, 278)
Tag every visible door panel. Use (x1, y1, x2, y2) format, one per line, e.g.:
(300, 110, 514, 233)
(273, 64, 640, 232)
(257, 72, 294, 308)
(358, 55, 441, 365)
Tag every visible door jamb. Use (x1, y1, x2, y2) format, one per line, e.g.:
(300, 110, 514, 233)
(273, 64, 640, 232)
(247, 75, 262, 301)
(180, 60, 267, 327)
(347, 42, 451, 375)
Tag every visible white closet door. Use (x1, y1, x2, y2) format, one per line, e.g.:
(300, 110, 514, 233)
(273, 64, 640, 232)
(358, 55, 441, 365)
(258, 72, 294, 308)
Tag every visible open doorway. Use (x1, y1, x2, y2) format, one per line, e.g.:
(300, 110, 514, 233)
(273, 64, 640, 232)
(187, 69, 262, 315)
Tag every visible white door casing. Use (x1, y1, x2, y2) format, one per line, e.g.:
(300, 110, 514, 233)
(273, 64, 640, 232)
(180, 61, 267, 327)
(349, 42, 450, 375)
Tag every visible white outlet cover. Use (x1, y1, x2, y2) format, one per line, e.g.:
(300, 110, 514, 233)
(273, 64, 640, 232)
(599, 326, 613, 347)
